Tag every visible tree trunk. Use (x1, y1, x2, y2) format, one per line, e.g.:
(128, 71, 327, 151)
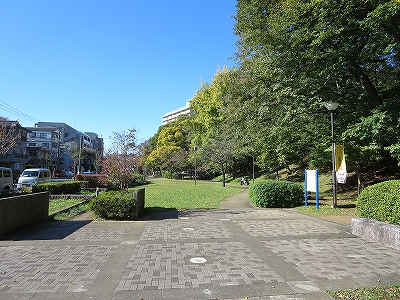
(232, 162, 238, 179)
(359, 71, 382, 107)
(285, 160, 291, 174)
(356, 165, 363, 195)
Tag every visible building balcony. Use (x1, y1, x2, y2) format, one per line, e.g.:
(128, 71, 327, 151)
(0, 153, 29, 163)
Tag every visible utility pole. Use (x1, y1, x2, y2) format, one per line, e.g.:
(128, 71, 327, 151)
(77, 135, 82, 174)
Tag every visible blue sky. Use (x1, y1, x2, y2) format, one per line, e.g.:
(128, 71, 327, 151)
(0, 1, 237, 150)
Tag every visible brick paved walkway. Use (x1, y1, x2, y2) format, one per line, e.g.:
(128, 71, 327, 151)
(1, 190, 399, 299)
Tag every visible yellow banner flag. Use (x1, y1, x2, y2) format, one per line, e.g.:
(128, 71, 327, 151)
(335, 144, 347, 184)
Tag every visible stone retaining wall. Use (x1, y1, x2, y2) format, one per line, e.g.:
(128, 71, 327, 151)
(352, 218, 400, 250)
(49, 194, 95, 200)
(0, 192, 49, 238)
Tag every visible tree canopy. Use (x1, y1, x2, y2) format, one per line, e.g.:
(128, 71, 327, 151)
(101, 129, 140, 189)
(143, 0, 399, 189)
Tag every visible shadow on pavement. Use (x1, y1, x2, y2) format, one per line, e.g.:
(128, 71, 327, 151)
(140, 208, 179, 220)
(140, 208, 258, 221)
(3, 220, 92, 241)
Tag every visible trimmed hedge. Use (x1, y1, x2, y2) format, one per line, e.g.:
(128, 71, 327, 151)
(249, 179, 303, 208)
(88, 190, 136, 220)
(357, 180, 400, 226)
(32, 181, 85, 194)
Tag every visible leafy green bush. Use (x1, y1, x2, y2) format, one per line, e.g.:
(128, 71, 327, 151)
(32, 181, 84, 194)
(249, 179, 303, 208)
(88, 190, 136, 220)
(357, 180, 400, 225)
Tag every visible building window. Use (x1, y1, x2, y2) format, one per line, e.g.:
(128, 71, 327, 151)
(39, 133, 47, 139)
(29, 132, 36, 138)
(42, 143, 49, 147)
(20, 131, 27, 142)
(3, 169, 11, 178)
(29, 143, 36, 147)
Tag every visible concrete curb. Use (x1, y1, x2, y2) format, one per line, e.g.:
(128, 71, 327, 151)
(352, 218, 400, 250)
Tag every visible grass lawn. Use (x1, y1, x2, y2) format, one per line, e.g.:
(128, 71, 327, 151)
(52, 204, 89, 220)
(296, 202, 357, 225)
(49, 198, 84, 215)
(49, 198, 89, 220)
(297, 203, 357, 215)
(141, 178, 244, 210)
(327, 284, 400, 300)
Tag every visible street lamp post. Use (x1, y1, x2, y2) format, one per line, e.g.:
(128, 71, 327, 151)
(77, 135, 83, 175)
(252, 155, 255, 184)
(325, 102, 339, 208)
(193, 145, 197, 185)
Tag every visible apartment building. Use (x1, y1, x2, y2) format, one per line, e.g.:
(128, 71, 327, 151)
(162, 101, 192, 125)
(0, 120, 30, 178)
(25, 126, 60, 170)
(0, 118, 103, 178)
(26, 122, 104, 174)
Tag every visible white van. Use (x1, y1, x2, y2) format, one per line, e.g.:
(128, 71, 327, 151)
(0, 167, 13, 191)
(17, 168, 51, 189)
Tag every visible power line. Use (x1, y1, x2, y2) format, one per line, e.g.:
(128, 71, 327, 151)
(0, 100, 40, 123)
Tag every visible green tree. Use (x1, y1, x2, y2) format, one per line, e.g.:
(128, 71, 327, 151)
(233, 0, 399, 178)
(200, 128, 236, 187)
(235, 0, 399, 107)
(156, 117, 192, 150)
(190, 67, 234, 145)
(146, 116, 193, 178)
(146, 145, 182, 177)
(342, 102, 400, 193)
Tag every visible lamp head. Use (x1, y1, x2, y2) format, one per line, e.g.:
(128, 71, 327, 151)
(325, 102, 339, 111)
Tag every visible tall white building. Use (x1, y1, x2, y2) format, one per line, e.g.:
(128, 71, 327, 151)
(162, 101, 191, 125)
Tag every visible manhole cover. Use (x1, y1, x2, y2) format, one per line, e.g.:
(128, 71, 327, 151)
(190, 257, 207, 264)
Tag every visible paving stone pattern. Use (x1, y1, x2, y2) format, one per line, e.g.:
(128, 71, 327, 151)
(1, 198, 400, 299)
(118, 241, 283, 290)
(263, 238, 400, 280)
(0, 245, 117, 293)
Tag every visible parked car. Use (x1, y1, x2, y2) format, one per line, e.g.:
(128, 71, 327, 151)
(81, 171, 93, 174)
(17, 168, 51, 189)
(65, 170, 74, 177)
(53, 170, 65, 178)
(0, 167, 13, 191)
